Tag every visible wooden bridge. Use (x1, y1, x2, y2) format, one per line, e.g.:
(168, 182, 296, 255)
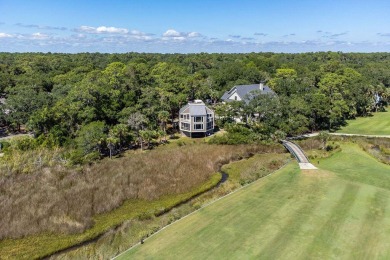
(282, 140, 317, 170)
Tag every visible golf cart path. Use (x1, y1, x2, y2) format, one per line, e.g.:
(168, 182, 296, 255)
(297, 132, 390, 138)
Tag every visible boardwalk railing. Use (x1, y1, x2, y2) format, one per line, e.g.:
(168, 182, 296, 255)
(281, 140, 309, 163)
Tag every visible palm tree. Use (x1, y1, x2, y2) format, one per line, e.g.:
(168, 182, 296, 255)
(139, 130, 147, 151)
(106, 136, 118, 159)
(158, 110, 170, 142)
(127, 112, 148, 149)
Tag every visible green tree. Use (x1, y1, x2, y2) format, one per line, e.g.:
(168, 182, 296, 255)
(268, 68, 298, 96)
(106, 136, 119, 159)
(109, 123, 131, 149)
(127, 112, 148, 148)
(75, 121, 107, 157)
(5, 85, 51, 131)
(157, 110, 170, 142)
(139, 130, 156, 150)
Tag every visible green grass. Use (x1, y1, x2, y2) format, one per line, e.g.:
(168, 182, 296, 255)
(119, 143, 390, 259)
(337, 107, 390, 135)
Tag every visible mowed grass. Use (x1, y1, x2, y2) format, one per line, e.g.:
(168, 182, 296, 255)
(337, 107, 390, 135)
(118, 143, 390, 259)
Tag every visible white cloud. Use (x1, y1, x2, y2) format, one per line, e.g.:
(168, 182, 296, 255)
(77, 26, 95, 33)
(128, 30, 154, 40)
(31, 32, 49, 39)
(0, 32, 13, 38)
(188, 32, 201, 38)
(2, 25, 389, 53)
(254, 32, 268, 36)
(77, 25, 128, 34)
(96, 26, 128, 34)
(162, 29, 202, 41)
(130, 30, 145, 36)
(15, 23, 67, 31)
(163, 29, 182, 37)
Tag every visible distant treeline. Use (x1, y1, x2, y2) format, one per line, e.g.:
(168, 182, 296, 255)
(0, 51, 389, 154)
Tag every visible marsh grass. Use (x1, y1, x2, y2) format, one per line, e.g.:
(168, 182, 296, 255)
(0, 143, 284, 259)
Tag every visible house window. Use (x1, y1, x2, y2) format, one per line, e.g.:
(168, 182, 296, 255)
(194, 124, 204, 130)
(234, 96, 237, 100)
(181, 122, 190, 131)
(181, 114, 189, 120)
(194, 116, 203, 122)
(207, 122, 213, 129)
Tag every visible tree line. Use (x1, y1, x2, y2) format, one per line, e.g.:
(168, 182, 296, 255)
(0, 52, 389, 159)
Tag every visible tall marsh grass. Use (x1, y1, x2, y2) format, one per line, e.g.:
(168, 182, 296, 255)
(0, 143, 284, 239)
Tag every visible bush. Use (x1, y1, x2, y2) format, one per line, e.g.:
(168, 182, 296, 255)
(176, 140, 186, 146)
(209, 132, 263, 145)
(0, 140, 10, 151)
(325, 142, 340, 151)
(69, 149, 100, 165)
(137, 211, 155, 221)
(75, 121, 107, 156)
(9, 136, 37, 151)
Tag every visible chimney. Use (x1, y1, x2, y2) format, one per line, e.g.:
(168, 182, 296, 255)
(259, 82, 264, 91)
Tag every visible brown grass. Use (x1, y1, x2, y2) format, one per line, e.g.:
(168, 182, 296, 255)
(329, 135, 390, 164)
(294, 138, 323, 150)
(0, 143, 284, 240)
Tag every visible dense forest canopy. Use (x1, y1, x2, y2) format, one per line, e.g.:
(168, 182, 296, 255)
(0, 51, 389, 159)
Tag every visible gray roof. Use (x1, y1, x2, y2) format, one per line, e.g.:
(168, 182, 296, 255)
(221, 84, 274, 102)
(179, 101, 213, 116)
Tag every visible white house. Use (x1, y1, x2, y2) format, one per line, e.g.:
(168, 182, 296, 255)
(179, 100, 214, 137)
(221, 82, 274, 103)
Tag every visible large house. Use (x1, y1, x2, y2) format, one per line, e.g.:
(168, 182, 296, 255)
(221, 82, 274, 103)
(179, 100, 214, 137)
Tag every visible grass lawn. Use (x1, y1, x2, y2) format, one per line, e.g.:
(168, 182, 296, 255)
(118, 143, 390, 259)
(337, 107, 390, 135)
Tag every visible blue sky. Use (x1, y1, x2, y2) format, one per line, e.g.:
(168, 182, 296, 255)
(0, 0, 390, 53)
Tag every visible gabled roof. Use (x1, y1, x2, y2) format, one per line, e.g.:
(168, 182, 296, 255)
(179, 100, 213, 116)
(221, 84, 274, 102)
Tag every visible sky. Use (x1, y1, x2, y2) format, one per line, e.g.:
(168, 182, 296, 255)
(0, 0, 390, 53)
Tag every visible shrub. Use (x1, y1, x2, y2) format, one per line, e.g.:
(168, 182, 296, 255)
(208, 131, 266, 145)
(325, 142, 340, 151)
(9, 136, 37, 151)
(0, 140, 10, 151)
(75, 121, 107, 157)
